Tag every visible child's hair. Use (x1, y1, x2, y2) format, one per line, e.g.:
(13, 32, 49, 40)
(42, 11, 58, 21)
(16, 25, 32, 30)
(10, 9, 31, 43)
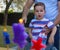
(34, 2, 45, 10)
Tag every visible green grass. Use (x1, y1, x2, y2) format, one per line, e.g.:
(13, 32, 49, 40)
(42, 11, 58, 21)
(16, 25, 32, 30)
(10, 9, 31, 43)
(0, 25, 16, 48)
(0, 25, 60, 50)
(0, 25, 29, 48)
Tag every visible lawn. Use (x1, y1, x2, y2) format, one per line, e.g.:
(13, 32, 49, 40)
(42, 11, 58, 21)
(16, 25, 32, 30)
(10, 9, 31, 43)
(0, 25, 29, 48)
(0, 25, 16, 48)
(0, 25, 60, 50)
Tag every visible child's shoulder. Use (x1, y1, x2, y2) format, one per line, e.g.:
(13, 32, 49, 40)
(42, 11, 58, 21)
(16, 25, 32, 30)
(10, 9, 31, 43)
(31, 18, 50, 22)
(42, 18, 49, 21)
(31, 19, 37, 22)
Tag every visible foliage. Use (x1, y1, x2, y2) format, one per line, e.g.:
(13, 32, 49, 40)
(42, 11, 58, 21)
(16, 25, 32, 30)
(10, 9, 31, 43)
(12, 0, 27, 10)
(1, 0, 27, 12)
(8, 8, 13, 13)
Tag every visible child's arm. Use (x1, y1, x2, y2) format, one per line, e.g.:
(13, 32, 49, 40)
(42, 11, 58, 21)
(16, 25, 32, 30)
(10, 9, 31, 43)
(48, 26, 57, 44)
(28, 28, 33, 39)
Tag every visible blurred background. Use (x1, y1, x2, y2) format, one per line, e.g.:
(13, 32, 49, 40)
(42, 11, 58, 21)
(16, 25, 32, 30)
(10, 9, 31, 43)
(0, 0, 60, 50)
(0, 0, 34, 49)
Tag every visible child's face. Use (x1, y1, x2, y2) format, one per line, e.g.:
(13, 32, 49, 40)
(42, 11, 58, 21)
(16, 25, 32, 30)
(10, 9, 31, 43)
(34, 6, 45, 20)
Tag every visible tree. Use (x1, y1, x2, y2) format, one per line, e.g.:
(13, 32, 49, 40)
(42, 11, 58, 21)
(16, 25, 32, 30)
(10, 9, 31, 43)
(16, 0, 26, 9)
(3, 0, 27, 28)
(11, 0, 27, 11)
(4, 0, 13, 28)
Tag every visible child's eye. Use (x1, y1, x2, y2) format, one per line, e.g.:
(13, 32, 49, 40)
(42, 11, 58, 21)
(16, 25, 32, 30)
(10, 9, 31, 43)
(40, 10, 43, 12)
(36, 10, 39, 12)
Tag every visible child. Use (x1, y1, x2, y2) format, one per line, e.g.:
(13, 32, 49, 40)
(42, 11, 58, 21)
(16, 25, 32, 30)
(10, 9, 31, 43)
(29, 2, 57, 50)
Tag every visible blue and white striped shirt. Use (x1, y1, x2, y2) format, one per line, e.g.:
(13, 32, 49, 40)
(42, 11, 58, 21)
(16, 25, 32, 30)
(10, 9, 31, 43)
(29, 18, 54, 37)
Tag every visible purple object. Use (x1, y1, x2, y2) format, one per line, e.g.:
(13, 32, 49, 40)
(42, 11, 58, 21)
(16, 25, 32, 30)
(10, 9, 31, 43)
(12, 23, 28, 48)
(18, 40, 27, 48)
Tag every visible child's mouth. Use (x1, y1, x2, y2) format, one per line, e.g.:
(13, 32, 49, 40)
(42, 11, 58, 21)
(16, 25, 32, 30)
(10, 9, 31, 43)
(38, 15, 41, 17)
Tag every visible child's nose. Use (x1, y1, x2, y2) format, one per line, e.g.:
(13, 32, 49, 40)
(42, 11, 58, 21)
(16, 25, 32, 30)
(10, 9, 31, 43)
(38, 11, 41, 14)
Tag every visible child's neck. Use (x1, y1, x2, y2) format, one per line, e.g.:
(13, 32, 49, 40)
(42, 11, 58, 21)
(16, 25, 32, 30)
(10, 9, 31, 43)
(36, 18, 44, 20)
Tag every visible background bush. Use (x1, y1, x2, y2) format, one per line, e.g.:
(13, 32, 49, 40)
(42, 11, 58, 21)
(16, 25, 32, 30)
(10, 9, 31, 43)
(0, 12, 34, 27)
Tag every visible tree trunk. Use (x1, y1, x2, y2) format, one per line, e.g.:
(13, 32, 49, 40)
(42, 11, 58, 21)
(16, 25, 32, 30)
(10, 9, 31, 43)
(3, 0, 13, 28)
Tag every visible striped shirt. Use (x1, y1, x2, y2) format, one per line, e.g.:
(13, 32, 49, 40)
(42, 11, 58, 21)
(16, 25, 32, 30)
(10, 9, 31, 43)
(29, 18, 54, 38)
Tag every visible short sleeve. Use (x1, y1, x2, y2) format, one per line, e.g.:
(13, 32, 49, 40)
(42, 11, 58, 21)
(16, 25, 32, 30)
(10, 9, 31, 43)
(47, 21, 55, 29)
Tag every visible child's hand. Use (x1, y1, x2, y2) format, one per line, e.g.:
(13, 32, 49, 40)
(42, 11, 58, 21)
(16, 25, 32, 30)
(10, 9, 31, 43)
(30, 36, 33, 40)
(44, 25, 51, 34)
(48, 36, 54, 44)
(29, 34, 33, 40)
